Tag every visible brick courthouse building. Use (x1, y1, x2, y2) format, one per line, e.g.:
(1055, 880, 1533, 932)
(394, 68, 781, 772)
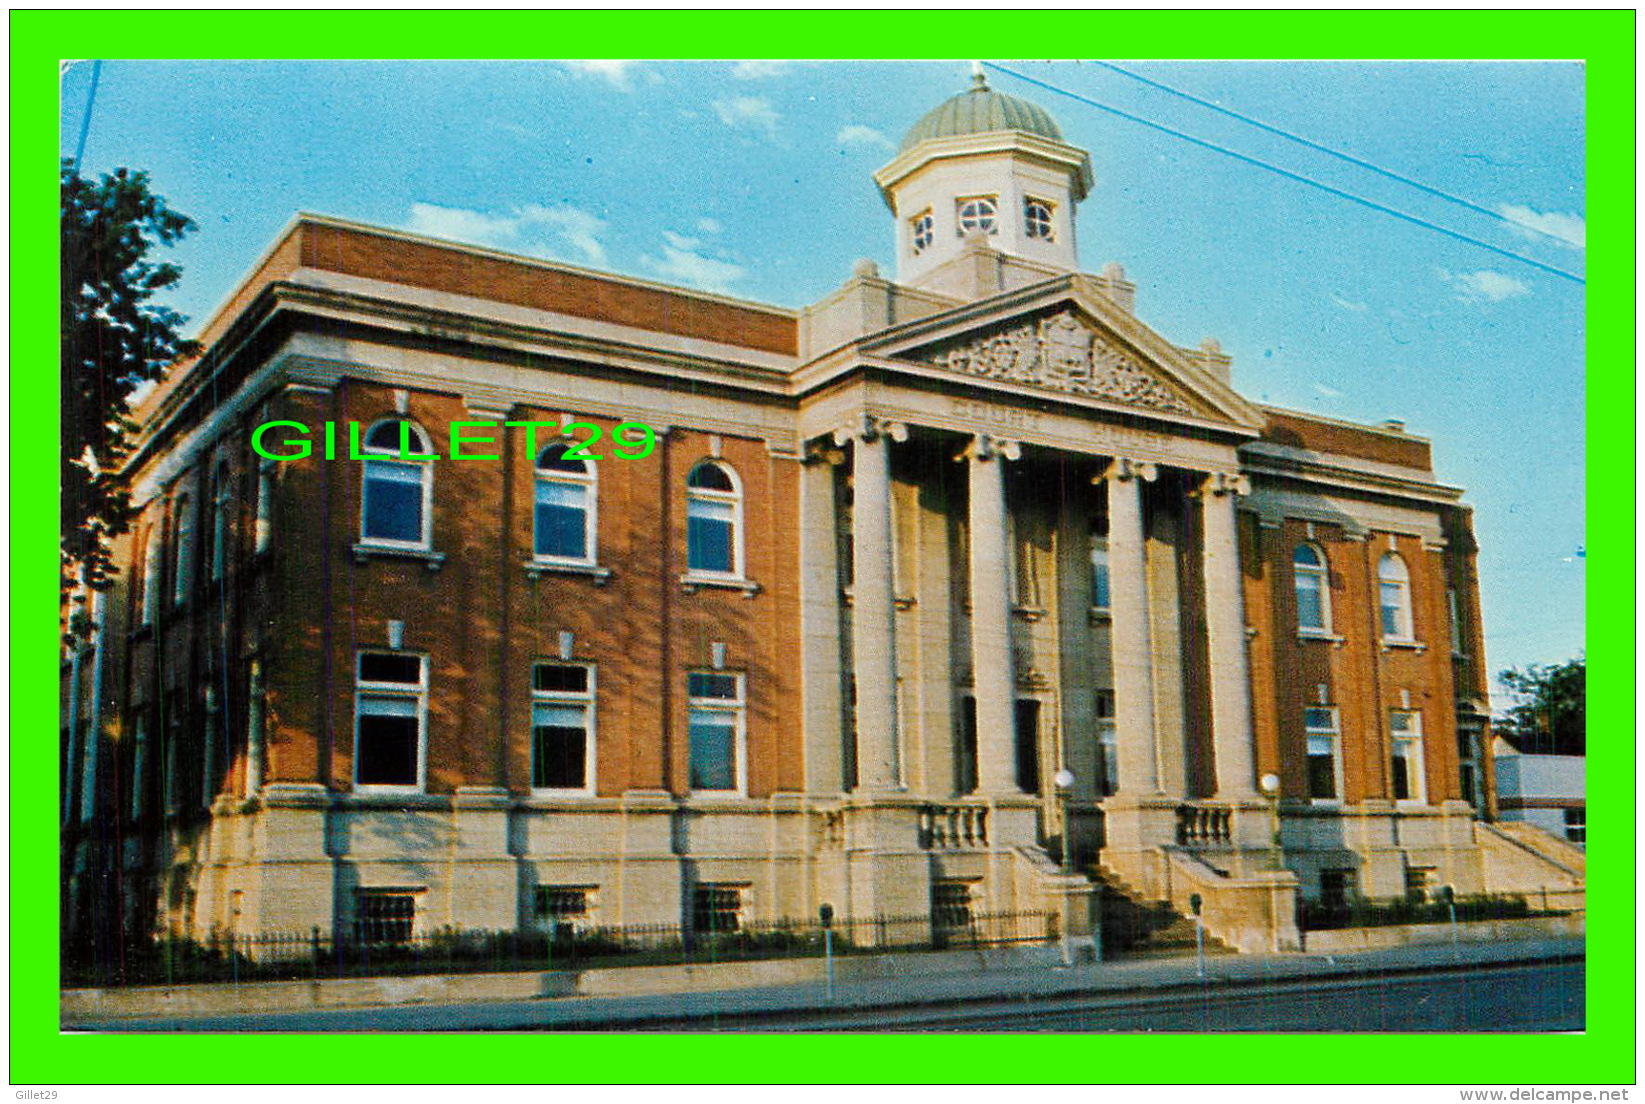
(62, 74, 1583, 956)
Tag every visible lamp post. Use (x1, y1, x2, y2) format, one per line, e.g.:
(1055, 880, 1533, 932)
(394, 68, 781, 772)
(1259, 772, 1282, 863)
(1053, 768, 1076, 876)
(1053, 769, 1076, 968)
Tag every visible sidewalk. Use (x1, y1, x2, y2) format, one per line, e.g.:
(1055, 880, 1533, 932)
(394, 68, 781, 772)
(67, 934, 1584, 1033)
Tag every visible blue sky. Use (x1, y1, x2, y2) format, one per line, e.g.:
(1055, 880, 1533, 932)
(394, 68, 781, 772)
(60, 59, 1586, 695)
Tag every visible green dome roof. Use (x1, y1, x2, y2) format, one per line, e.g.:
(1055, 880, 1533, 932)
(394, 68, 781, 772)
(900, 73, 1065, 152)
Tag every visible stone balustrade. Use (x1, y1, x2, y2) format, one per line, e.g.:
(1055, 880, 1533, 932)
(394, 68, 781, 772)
(919, 804, 990, 850)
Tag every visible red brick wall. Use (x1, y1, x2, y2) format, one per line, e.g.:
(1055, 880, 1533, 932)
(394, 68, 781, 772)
(264, 382, 804, 798)
(1246, 519, 1463, 806)
(1263, 410, 1432, 471)
(299, 222, 798, 356)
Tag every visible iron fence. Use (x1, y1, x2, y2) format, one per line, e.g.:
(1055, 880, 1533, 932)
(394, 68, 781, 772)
(63, 908, 1055, 989)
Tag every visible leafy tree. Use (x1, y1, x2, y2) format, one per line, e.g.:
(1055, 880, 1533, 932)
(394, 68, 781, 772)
(61, 161, 197, 602)
(1496, 656, 1585, 756)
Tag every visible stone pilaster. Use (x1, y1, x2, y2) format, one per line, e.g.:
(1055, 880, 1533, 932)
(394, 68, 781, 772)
(961, 433, 1021, 795)
(1101, 458, 1162, 795)
(1198, 471, 1259, 799)
(834, 416, 908, 792)
(800, 444, 846, 794)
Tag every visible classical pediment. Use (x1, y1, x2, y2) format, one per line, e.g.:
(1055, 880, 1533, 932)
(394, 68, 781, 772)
(862, 280, 1267, 432)
(916, 307, 1194, 414)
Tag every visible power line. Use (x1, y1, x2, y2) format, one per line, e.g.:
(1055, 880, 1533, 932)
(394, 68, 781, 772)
(984, 62, 1584, 286)
(1091, 60, 1582, 251)
(72, 59, 102, 169)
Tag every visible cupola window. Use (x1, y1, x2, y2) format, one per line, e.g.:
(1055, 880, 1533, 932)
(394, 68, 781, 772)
(956, 196, 998, 236)
(1024, 197, 1054, 240)
(911, 210, 933, 254)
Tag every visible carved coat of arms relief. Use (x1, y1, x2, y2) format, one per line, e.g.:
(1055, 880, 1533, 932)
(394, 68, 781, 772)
(926, 309, 1192, 414)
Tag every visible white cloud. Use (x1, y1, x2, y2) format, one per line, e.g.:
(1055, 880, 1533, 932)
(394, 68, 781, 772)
(406, 203, 520, 251)
(713, 95, 780, 139)
(1439, 267, 1532, 304)
(1498, 203, 1586, 250)
(405, 201, 608, 265)
(518, 204, 608, 265)
(1328, 293, 1369, 313)
(642, 231, 746, 294)
(1312, 381, 1345, 398)
(836, 124, 892, 152)
(557, 60, 642, 92)
(696, 217, 723, 235)
(731, 60, 789, 80)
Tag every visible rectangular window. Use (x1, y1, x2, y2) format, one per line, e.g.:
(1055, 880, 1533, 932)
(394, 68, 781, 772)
(687, 671, 744, 792)
(254, 456, 274, 554)
(1562, 807, 1585, 845)
(1389, 710, 1424, 803)
(1089, 533, 1110, 611)
(141, 525, 163, 625)
(1447, 587, 1464, 654)
(534, 480, 590, 560)
(1457, 725, 1482, 807)
(1320, 868, 1354, 913)
(932, 880, 974, 930)
(129, 712, 149, 820)
(687, 497, 735, 573)
(1296, 572, 1326, 631)
(534, 885, 595, 924)
(531, 662, 593, 791)
(362, 458, 426, 545)
(211, 464, 233, 582)
(1305, 707, 1340, 801)
(692, 883, 745, 933)
(1014, 698, 1041, 794)
(355, 890, 416, 945)
(172, 494, 195, 606)
(163, 709, 182, 814)
(355, 652, 426, 789)
(1095, 690, 1117, 797)
(957, 695, 978, 794)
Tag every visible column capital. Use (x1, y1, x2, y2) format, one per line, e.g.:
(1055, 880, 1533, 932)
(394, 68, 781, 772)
(1192, 470, 1251, 497)
(956, 434, 1021, 463)
(832, 414, 908, 447)
(1096, 457, 1158, 484)
(803, 441, 847, 466)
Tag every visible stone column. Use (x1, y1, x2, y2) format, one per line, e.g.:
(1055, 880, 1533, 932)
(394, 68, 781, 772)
(834, 416, 907, 792)
(1199, 471, 1259, 799)
(1101, 458, 1162, 795)
(962, 434, 1021, 795)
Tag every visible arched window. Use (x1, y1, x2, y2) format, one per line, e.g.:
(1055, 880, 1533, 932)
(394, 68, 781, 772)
(534, 442, 597, 563)
(1293, 543, 1330, 633)
(686, 460, 741, 576)
(360, 420, 433, 548)
(210, 460, 234, 581)
(1378, 552, 1413, 639)
(140, 523, 162, 626)
(171, 493, 195, 606)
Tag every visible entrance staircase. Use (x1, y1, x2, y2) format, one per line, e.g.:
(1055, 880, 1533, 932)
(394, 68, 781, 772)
(1092, 863, 1235, 959)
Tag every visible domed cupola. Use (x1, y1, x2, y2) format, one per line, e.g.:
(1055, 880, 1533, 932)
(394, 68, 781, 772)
(900, 71, 1067, 151)
(874, 70, 1094, 294)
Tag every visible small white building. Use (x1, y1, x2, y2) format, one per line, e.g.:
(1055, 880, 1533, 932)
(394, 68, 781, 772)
(1493, 737, 1585, 845)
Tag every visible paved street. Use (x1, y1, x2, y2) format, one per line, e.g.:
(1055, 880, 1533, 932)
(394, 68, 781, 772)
(73, 937, 1582, 1034)
(654, 960, 1584, 1033)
